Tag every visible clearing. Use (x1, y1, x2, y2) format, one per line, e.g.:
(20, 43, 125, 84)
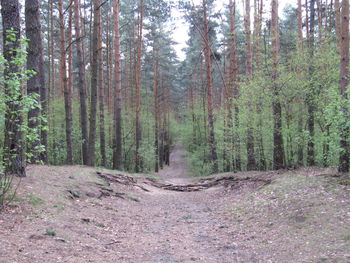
(0, 145, 350, 263)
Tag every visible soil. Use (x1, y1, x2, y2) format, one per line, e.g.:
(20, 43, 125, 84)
(0, 145, 349, 263)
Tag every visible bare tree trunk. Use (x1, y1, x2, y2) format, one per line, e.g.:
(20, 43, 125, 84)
(98, 4, 106, 167)
(153, 50, 159, 172)
(229, 0, 241, 171)
(113, 0, 123, 170)
(135, 0, 144, 172)
(335, 0, 341, 51)
(73, 0, 89, 165)
(1, 0, 26, 177)
(223, 1, 236, 172)
(338, 0, 349, 172)
(307, 0, 316, 166)
(297, 0, 304, 166)
(87, 0, 101, 166)
(49, 0, 58, 164)
(68, 5, 73, 103)
(271, 0, 284, 170)
(202, 0, 218, 173)
(25, 0, 44, 163)
(58, 0, 74, 164)
(244, 0, 256, 171)
(253, 0, 266, 170)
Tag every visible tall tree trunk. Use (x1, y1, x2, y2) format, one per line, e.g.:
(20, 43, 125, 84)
(229, 0, 241, 171)
(335, 0, 341, 51)
(223, 1, 235, 172)
(244, 0, 256, 170)
(68, 5, 73, 103)
(1, 0, 26, 177)
(49, 0, 58, 164)
(153, 49, 160, 172)
(73, 0, 89, 165)
(202, 0, 218, 173)
(307, 0, 316, 166)
(25, 0, 44, 163)
(58, 0, 74, 164)
(297, 0, 304, 166)
(98, 5, 106, 168)
(135, 0, 144, 172)
(338, 0, 349, 172)
(87, 0, 101, 166)
(271, 0, 285, 170)
(113, 0, 123, 170)
(254, 0, 266, 170)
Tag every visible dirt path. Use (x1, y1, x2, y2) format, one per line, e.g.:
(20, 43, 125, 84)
(0, 144, 253, 263)
(111, 144, 249, 262)
(1, 146, 349, 262)
(158, 144, 192, 184)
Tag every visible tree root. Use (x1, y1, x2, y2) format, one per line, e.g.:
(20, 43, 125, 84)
(96, 171, 273, 193)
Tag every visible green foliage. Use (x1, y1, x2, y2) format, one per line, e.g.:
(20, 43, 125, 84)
(0, 30, 47, 211)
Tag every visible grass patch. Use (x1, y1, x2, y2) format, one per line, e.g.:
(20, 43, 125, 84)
(342, 234, 350, 241)
(182, 214, 192, 220)
(45, 228, 56, 237)
(231, 206, 248, 217)
(27, 193, 45, 206)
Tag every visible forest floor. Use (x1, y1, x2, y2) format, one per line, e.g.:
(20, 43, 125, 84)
(0, 145, 350, 263)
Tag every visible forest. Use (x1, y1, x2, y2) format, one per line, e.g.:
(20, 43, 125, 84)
(0, 0, 349, 177)
(0, 0, 349, 262)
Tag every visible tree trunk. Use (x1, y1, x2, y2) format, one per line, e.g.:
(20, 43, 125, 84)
(1, 0, 26, 177)
(202, 0, 218, 173)
(244, 0, 256, 171)
(307, 0, 316, 166)
(135, 0, 144, 172)
(223, 0, 236, 172)
(73, 0, 89, 165)
(297, 0, 304, 166)
(25, 0, 44, 163)
(113, 0, 123, 170)
(87, 0, 101, 166)
(338, 0, 349, 172)
(98, 4, 106, 168)
(58, 0, 74, 165)
(153, 50, 159, 172)
(335, 0, 341, 51)
(228, 0, 241, 171)
(271, 0, 284, 170)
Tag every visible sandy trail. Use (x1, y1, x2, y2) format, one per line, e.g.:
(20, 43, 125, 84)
(0, 144, 251, 263)
(113, 144, 248, 263)
(1, 146, 349, 262)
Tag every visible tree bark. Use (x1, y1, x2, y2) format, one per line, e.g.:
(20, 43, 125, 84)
(338, 0, 349, 172)
(307, 0, 316, 166)
(202, 0, 218, 173)
(25, 0, 44, 163)
(271, 0, 285, 170)
(113, 0, 123, 170)
(58, 0, 74, 165)
(98, 4, 106, 168)
(87, 0, 101, 166)
(244, 0, 257, 171)
(297, 0, 304, 166)
(335, 0, 341, 51)
(1, 0, 26, 177)
(73, 0, 89, 165)
(135, 0, 144, 172)
(228, 0, 241, 171)
(153, 50, 159, 172)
